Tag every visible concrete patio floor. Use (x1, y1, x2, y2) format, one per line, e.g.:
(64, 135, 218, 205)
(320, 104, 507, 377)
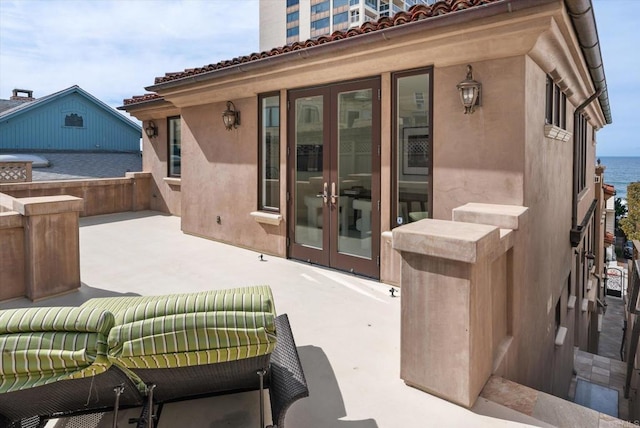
(2, 211, 555, 427)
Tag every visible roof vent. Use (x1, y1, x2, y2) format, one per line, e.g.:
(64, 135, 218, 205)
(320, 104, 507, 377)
(10, 89, 35, 102)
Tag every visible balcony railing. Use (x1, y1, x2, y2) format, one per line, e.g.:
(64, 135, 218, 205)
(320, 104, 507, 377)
(0, 161, 32, 183)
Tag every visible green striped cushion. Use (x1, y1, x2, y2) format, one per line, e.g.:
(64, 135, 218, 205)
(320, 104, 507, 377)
(81, 286, 275, 325)
(109, 311, 275, 353)
(0, 307, 114, 335)
(0, 307, 113, 394)
(100, 287, 277, 369)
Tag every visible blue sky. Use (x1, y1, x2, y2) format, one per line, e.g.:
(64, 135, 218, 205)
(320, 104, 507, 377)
(0, 0, 637, 156)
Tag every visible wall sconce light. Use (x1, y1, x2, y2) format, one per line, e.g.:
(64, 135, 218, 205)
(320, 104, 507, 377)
(144, 120, 157, 138)
(222, 101, 240, 130)
(586, 251, 595, 270)
(456, 64, 482, 114)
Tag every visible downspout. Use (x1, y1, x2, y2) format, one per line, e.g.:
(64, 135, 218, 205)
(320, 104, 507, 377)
(571, 88, 602, 233)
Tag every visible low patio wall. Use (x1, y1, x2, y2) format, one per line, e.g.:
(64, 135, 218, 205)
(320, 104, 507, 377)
(393, 203, 528, 408)
(0, 173, 151, 301)
(0, 172, 151, 217)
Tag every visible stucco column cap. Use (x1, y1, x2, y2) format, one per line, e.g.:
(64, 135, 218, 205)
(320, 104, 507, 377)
(13, 195, 84, 216)
(453, 203, 528, 230)
(392, 219, 499, 263)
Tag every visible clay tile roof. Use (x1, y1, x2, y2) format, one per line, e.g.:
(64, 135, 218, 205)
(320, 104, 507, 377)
(605, 231, 615, 245)
(603, 183, 615, 196)
(150, 0, 500, 86)
(122, 93, 163, 106)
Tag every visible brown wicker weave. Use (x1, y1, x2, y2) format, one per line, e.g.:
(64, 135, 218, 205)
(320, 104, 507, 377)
(268, 314, 309, 428)
(131, 353, 272, 404)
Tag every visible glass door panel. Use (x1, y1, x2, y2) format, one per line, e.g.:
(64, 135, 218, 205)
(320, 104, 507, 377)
(336, 89, 372, 259)
(294, 95, 325, 249)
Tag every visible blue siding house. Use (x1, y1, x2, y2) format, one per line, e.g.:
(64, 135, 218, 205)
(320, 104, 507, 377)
(0, 86, 141, 152)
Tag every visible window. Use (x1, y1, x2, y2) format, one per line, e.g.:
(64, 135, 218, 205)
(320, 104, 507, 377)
(555, 298, 561, 333)
(168, 116, 181, 177)
(350, 0, 360, 6)
(546, 75, 566, 129)
(287, 26, 299, 37)
(333, 11, 348, 25)
(64, 113, 83, 127)
(287, 11, 299, 22)
(311, 17, 330, 31)
(392, 68, 432, 227)
(286, 0, 299, 6)
(334, 0, 349, 7)
(350, 9, 360, 23)
(575, 112, 588, 193)
(311, 1, 330, 14)
(365, 0, 377, 9)
(259, 94, 280, 211)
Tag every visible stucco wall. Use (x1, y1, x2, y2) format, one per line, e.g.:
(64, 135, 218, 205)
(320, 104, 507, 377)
(512, 54, 593, 396)
(142, 119, 182, 216)
(433, 59, 525, 220)
(179, 99, 286, 256)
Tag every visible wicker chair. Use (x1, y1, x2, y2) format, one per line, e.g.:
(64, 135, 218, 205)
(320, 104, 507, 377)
(3, 287, 308, 428)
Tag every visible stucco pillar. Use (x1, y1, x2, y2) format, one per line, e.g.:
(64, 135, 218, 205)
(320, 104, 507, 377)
(392, 219, 499, 408)
(13, 195, 84, 300)
(0, 212, 25, 301)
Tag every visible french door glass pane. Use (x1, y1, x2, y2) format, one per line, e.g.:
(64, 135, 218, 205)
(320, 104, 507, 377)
(337, 89, 372, 259)
(260, 95, 280, 211)
(294, 96, 324, 249)
(396, 73, 430, 226)
(169, 117, 181, 177)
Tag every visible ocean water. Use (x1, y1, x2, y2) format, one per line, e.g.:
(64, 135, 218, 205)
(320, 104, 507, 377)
(598, 157, 640, 201)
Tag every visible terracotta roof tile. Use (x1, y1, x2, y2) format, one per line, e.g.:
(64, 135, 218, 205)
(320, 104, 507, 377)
(151, 0, 501, 86)
(123, 93, 163, 106)
(603, 183, 615, 196)
(605, 231, 615, 245)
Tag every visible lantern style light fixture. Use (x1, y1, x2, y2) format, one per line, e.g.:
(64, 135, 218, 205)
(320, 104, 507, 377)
(585, 251, 595, 270)
(456, 65, 482, 114)
(144, 120, 157, 138)
(222, 101, 240, 130)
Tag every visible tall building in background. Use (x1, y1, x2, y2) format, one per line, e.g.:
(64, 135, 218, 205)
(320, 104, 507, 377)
(260, 0, 436, 51)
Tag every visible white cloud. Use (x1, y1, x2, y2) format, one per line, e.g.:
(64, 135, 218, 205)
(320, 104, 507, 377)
(0, 0, 259, 121)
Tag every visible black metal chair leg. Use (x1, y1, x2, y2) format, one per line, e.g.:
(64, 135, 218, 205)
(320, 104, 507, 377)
(146, 384, 156, 428)
(257, 369, 266, 428)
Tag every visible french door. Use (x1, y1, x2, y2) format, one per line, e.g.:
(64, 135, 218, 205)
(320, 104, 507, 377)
(287, 78, 381, 278)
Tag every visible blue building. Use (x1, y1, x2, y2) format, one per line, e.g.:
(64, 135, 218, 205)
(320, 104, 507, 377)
(0, 86, 141, 153)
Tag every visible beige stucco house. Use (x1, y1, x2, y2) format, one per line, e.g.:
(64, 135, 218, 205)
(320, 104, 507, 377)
(121, 0, 611, 404)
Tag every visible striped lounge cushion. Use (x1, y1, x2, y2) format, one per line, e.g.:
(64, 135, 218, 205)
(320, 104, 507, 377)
(0, 307, 114, 394)
(82, 286, 277, 370)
